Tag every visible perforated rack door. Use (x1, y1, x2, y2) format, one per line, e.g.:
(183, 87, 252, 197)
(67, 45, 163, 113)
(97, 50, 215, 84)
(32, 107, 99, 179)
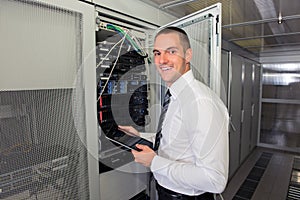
(0, 0, 96, 199)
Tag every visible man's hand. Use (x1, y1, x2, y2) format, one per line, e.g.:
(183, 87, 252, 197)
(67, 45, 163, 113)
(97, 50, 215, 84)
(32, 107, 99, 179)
(118, 125, 140, 137)
(131, 144, 156, 167)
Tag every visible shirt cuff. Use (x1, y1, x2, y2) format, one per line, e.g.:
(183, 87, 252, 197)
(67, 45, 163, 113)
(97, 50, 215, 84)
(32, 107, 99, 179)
(140, 132, 155, 143)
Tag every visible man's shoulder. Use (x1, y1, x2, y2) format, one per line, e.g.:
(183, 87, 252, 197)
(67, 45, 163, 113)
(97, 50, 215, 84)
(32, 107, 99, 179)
(176, 80, 209, 103)
(190, 79, 214, 96)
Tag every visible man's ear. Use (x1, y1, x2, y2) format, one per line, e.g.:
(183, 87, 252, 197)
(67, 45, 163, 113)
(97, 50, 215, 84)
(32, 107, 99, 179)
(185, 48, 192, 63)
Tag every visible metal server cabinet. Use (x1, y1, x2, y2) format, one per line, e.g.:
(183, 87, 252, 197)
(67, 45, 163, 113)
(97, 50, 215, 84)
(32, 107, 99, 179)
(0, 0, 98, 199)
(95, 3, 223, 200)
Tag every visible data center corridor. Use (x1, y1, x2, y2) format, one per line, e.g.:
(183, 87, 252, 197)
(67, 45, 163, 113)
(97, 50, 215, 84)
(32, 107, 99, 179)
(222, 147, 300, 200)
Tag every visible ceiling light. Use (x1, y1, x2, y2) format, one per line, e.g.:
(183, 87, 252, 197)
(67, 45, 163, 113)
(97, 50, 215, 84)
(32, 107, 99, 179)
(278, 13, 283, 24)
(159, 0, 197, 9)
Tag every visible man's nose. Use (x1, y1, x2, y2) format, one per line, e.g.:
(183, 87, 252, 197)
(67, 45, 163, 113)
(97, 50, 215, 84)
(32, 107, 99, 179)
(159, 52, 168, 64)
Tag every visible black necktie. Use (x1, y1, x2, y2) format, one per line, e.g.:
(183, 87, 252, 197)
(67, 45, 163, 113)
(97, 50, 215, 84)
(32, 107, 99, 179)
(153, 89, 171, 151)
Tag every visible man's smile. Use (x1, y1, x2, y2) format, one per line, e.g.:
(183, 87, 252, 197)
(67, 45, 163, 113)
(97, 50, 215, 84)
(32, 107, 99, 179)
(160, 65, 173, 71)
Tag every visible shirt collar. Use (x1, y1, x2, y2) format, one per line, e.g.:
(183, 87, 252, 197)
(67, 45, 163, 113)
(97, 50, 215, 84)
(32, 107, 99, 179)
(169, 70, 195, 100)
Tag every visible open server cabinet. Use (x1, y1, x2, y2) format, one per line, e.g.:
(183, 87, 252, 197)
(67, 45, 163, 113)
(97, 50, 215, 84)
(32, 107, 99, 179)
(0, 0, 222, 199)
(95, 3, 222, 200)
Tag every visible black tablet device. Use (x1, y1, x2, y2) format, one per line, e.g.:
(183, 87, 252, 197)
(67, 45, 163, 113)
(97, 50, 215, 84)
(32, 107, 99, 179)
(105, 125, 153, 152)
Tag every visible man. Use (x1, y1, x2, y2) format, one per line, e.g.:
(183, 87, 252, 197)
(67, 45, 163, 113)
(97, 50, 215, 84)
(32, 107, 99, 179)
(119, 27, 229, 200)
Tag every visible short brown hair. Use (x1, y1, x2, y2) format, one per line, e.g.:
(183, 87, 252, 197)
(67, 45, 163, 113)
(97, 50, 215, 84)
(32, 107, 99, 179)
(155, 27, 191, 51)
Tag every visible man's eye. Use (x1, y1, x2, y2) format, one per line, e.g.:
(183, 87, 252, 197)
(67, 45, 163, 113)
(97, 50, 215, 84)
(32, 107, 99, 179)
(153, 52, 160, 56)
(169, 50, 176, 54)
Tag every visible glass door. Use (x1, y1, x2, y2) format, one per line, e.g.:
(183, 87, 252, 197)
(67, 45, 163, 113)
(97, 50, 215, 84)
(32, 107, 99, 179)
(260, 63, 300, 152)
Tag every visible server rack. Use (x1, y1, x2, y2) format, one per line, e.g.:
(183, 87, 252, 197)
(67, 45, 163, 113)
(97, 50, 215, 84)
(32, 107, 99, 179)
(0, 0, 98, 199)
(96, 20, 151, 173)
(94, 10, 154, 199)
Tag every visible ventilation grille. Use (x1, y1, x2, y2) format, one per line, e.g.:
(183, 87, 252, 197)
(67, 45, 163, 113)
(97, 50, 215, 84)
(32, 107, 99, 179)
(287, 156, 300, 200)
(233, 152, 273, 200)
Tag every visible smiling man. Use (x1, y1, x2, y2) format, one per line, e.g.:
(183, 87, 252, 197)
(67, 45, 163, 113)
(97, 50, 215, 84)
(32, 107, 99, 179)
(119, 27, 229, 200)
(152, 27, 192, 87)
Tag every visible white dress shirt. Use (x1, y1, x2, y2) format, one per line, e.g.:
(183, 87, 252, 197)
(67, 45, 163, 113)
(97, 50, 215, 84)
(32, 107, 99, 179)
(141, 70, 229, 196)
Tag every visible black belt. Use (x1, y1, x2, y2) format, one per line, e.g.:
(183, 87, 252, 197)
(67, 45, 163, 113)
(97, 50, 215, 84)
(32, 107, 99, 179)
(156, 182, 214, 200)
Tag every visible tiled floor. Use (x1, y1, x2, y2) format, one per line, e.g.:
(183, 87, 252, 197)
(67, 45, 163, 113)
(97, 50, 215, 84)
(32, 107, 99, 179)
(222, 147, 300, 200)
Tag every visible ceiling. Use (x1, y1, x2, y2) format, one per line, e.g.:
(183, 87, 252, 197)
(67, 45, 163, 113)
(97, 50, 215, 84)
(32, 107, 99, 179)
(140, 0, 300, 57)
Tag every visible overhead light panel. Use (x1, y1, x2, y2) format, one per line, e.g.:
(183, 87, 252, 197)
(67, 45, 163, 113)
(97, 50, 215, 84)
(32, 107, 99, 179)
(278, 12, 283, 24)
(159, 0, 197, 9)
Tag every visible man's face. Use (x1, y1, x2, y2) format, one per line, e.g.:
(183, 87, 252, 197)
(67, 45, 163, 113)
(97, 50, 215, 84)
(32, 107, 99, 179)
(153, 32, 192, 87)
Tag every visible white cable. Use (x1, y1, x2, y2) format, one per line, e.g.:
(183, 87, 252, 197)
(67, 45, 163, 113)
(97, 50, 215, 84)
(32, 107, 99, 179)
(215, 193, 224, 200)
(96, 36, 126, 69)
(220, 194, 224, 200)
(98, 30, 128, 100)
(128, 31, 147, 57)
